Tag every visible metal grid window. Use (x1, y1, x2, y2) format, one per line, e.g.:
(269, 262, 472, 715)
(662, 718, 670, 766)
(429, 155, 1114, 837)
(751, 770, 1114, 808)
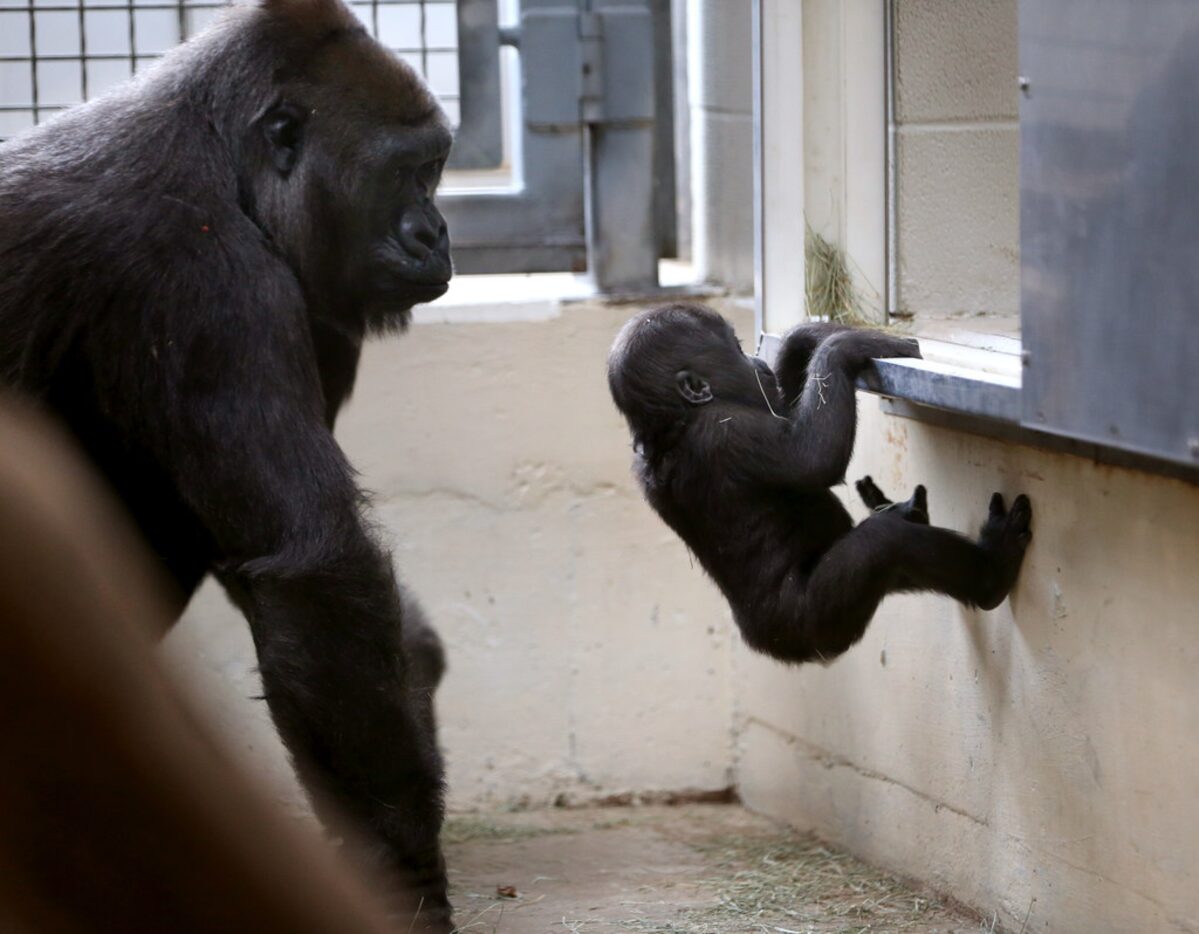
(0, 0, 459, 138)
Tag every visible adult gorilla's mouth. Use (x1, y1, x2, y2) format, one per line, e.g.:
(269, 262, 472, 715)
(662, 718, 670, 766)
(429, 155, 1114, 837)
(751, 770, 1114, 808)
(372, 238, 453, 297)
(405, 280, 451, 301)
(394, 200, 452, 285)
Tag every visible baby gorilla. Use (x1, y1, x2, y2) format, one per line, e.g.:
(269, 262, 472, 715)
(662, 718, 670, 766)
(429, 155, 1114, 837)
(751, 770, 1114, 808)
(607, 303, 1032, 663)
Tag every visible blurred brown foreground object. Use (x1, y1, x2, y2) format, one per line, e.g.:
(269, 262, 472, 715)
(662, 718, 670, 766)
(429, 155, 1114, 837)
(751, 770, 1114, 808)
(0, 398, 396, 933)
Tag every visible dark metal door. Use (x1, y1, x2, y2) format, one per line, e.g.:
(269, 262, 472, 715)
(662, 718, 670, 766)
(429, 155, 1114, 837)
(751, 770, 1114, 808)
(442, 0, 663, 286)
(1020, 0, 1199, 468)
(440, 0, 588, 274)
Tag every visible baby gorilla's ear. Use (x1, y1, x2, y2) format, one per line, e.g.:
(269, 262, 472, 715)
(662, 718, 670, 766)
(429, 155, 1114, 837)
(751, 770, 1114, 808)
(676, 370, 713, 405)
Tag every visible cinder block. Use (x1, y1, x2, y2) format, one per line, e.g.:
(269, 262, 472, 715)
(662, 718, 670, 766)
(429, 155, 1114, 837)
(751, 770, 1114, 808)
(896, 125, 1019, 316)
(895, 0, 1018, 123)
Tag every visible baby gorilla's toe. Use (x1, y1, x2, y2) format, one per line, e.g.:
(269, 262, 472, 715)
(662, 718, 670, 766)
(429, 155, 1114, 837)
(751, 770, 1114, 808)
(1008, 494, 1033, 545)
(902, 484, 930, 525)
(856, 475, 891, 511)
(980, 492, 1033, 554)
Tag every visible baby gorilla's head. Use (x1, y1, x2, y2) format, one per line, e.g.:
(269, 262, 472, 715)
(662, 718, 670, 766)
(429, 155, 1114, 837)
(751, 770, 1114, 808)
(607, 303, 781, 444)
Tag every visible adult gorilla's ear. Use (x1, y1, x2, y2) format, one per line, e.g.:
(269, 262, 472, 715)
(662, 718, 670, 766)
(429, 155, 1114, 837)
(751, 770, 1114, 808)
(676, 370, 713, 405)
(260, 102, 308, 176)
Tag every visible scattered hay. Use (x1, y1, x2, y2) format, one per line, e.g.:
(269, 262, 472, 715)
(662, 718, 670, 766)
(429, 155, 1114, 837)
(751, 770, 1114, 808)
(447, 805, 992, 934)
(614, 831, 986, 934)
(805, 226, 876, 327)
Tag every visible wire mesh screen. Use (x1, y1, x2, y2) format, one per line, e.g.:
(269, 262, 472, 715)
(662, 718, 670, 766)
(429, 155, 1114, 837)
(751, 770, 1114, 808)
(0, 0, 460, 138)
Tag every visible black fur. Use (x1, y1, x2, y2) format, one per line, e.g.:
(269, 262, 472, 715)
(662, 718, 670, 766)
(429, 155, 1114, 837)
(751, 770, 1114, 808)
(608, 304, 1032, 664)
(0, 1, 455, 928)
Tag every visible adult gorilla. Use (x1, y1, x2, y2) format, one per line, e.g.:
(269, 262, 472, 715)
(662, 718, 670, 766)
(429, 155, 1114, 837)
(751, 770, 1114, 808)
(0, 0, 455, 927)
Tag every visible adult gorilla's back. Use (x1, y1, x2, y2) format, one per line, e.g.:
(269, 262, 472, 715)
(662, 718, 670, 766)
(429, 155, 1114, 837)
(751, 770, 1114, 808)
(0, 0, 456, 929)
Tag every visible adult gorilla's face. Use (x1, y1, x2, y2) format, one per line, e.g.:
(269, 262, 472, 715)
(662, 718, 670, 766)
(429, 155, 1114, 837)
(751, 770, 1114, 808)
(249, 27, 454, 330)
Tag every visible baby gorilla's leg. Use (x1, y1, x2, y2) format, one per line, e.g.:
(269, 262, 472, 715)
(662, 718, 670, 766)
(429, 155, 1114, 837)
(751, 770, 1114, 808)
(796, 493, 1033, 658)
(855, 476, 929, 525)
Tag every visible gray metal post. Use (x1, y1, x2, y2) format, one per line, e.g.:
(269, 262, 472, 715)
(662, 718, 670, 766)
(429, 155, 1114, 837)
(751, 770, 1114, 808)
(584, 0, 659, 292)
(450, 0, 504, 171)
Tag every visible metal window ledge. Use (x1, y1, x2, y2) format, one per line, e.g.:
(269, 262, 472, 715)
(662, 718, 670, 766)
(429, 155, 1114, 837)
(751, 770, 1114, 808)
(859, 336, 1022, 423)
(760, 329, 1199, 484)
(758, 332, 1023, 424)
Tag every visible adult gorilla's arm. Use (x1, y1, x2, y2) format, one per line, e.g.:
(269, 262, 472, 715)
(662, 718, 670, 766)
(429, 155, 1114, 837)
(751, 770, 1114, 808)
(107, 244, 451, 927)
(192, 392, 448, 925)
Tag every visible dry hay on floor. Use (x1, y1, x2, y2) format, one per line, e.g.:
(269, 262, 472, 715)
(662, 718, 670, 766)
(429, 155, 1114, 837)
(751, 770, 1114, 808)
(619, 831, 977, 933)
(446, 804, 992, 934)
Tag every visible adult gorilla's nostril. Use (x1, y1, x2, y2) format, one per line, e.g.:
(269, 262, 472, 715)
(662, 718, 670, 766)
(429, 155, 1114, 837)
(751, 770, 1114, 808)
(398, 207, 438, 260)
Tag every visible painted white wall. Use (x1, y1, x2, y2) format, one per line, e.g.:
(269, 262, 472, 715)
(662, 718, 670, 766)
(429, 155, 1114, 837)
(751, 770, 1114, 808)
(735, 399, 1199, 932)
(164, 301, 748, 814)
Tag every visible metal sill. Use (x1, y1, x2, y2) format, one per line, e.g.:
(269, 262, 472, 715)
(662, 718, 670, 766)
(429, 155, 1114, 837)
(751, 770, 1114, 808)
(758, 329, 1199, 485)
(757, 331, 1023, 424)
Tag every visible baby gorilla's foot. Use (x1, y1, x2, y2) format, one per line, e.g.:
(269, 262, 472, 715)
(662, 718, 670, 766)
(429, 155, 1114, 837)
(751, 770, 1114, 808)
(975, 493, 1033, 609)
(855, 475, 890, 511)
(855, 476, 929, 524)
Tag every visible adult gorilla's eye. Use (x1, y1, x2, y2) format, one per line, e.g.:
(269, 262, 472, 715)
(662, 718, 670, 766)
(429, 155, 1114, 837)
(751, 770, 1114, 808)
(260, 103, 306, 176)
(416, 159, 443, 191)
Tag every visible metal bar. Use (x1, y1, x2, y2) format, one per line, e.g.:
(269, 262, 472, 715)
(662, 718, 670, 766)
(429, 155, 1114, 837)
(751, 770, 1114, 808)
(583, 2, 658, 292)
(751, 0, 764, 339)
(27, 0, 39, 123)
(0, 46, 458, 64)
(21, 2, 222, 8)
(884, 0, 898, 319)
(419, 0, 427, 77)
(860, 357, 1021, 423)
(650, 0, 676, 258)
(79, 0, 88, 100)
(127, 0, 136, 75)
(758, 332, 1021, 423)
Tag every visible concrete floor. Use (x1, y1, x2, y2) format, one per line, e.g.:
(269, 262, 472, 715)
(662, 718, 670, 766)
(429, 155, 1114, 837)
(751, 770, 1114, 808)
(445, 804, 989, 933)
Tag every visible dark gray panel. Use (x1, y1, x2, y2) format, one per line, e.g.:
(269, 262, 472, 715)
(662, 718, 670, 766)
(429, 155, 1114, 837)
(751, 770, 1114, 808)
(1020, 0, 1199, 467)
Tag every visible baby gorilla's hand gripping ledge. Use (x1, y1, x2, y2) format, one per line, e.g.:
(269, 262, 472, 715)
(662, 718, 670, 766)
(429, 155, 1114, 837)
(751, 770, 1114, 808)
(607, 303, 1032, 664)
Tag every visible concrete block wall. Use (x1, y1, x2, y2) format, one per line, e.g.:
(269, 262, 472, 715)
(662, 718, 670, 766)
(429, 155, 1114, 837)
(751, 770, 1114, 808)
(735, 399, 1199, 932)
(687, 0, 754, 292)
(895, 0, 1020, 318)
(165, 301, 749, 814)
